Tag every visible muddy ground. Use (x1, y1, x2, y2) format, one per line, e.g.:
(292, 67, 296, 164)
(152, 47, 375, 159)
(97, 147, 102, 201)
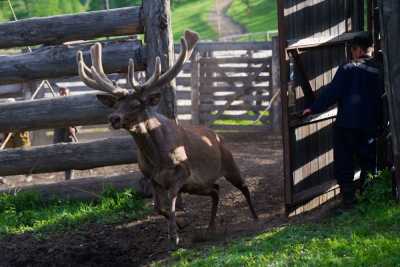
(0, 132, 332, 266)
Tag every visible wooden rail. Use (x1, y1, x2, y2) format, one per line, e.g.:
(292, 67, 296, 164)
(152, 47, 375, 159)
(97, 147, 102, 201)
(0, 7, 143, 49)
(0, 93, 111, 132)
(0, 39, 145, 85)
(0, 137, 137, 176)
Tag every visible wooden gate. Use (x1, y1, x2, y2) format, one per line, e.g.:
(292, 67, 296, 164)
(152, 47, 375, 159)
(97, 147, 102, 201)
(277, 0, 366, 214)
(190, 42, 279, 132)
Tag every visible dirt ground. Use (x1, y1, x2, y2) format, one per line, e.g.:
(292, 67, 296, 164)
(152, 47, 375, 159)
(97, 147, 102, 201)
(0, 132, 299, 266)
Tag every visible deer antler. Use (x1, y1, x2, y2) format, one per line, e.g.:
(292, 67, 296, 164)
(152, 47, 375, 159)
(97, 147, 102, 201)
(76, 43, 129, 96)
(128, 30, 199, 96)
(77, 30, 199, 97)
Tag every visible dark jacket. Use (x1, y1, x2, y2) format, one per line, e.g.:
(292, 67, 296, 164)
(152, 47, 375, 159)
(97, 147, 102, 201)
(310, 56, 384, 133)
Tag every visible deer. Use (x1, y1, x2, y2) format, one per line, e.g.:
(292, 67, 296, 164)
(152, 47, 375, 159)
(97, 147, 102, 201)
(76, 30, 258, 249)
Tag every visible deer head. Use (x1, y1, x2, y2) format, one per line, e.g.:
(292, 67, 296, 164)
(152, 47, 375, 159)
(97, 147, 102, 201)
(76, 30, 199, 130)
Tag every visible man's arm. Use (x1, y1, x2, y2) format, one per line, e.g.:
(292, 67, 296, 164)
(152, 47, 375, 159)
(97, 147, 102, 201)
(304, 65, 348, 116)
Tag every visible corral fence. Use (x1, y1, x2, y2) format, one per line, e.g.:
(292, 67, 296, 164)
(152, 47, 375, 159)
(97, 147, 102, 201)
(2, 40, 281, 144)
(0, 3, 281, 191)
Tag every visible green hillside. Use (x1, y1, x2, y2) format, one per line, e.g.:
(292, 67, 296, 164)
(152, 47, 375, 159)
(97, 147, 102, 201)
(228, 0, 278, 40)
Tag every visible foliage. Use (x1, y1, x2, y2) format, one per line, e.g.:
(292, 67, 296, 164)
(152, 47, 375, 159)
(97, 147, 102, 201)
(0, 0, 85, 21)
(169, 170, 400, 266)
(0, 187, 150, 236)
(171, 0, 217, 41)
(228, 0, 277, 40)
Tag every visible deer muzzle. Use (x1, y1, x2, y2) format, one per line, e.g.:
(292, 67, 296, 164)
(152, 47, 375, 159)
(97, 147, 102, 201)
(108, 114, 123, 129)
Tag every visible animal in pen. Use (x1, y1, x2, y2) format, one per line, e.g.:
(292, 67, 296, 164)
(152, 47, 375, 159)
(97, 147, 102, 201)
(76, 30, 258, 249)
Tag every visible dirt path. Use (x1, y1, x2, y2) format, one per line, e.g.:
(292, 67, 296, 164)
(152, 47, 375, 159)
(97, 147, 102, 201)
(208, 0, 246, 40)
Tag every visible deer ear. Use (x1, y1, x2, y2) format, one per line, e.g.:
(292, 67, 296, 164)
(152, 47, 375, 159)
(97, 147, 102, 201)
(96, 94, 117, 108)
(146, 93, 161, 106)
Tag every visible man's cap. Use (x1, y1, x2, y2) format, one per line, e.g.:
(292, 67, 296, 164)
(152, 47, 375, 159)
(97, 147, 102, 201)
(350, 32, 373, 49)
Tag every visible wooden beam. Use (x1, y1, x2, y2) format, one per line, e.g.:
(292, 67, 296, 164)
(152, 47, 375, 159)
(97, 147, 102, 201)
(0, 39, 145, 85)
(287, 31, 366, 51)
(0, 7, 143, 49)
(0, 93, 112, 132)
(143, 0, 177, 119)
(379, 0, 400, 199)
(0, 173, 151, 202)
(0, 137, 137, 176)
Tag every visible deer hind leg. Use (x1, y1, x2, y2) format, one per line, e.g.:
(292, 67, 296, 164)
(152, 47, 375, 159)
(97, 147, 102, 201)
(222, 149, 258, 220)
(187, 184, 220, 231)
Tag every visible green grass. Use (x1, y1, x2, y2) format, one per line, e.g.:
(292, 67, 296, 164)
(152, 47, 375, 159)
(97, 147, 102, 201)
(172, 0, 217, 41)
(169, 170, 400, 266)
(0, 187, 150, 236)
(228, 0, 278, 40)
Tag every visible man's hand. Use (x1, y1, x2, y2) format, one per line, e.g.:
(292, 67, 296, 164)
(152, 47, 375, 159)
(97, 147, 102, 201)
(303, 108, 312, 117)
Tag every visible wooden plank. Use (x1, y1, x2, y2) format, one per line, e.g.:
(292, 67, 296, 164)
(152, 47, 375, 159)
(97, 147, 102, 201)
(277, 0, 293, 207)
(199, 76, 271, 84)
(174, 41, 272, 52)
(191, 52, 200, 124)
(200, 104, 270, 112)
(200, 85, 271, 93)
(287, 31, 367, 50)
(0, 7, 143, 49)
(0, 39, 145, 85)
(200, 57, 270, 64)
(271, 37, 282, 133)
(0, 137, 137, 176)
(0, 93, 111, 132)
(200, 113, 264, 122)
(197, 66, 271, 73)
(201, 94, 270, 102)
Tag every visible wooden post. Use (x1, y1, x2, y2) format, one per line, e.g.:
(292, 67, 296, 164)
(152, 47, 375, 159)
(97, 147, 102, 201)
(143, 0, 177, 120)
(379, 0, 400, 199)
(191, 51, 200, 125)
(271, 37, 282, 134)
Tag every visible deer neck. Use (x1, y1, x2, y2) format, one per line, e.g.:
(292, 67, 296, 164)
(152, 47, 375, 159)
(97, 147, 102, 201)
(127, 111, 180, 168)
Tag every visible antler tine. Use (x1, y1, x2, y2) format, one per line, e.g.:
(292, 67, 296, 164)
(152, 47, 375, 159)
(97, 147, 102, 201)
(150, 30, 199, 90)
(141, 56, 162, 90)
(91, 43, 109, 80)
(76, 43, 129, 96)
(77, 50, 105, 92)
(128, 58, 142, 92)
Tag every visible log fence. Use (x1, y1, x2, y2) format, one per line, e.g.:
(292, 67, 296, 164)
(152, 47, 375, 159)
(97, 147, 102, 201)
(0, 4, 280, 180)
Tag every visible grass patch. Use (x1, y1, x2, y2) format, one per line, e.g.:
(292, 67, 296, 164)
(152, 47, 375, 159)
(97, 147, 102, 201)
(169, 170, 400, 266)
(0, 187, 150, 236)
(172, 0, 217, 41)
(228, 0, 277, 40)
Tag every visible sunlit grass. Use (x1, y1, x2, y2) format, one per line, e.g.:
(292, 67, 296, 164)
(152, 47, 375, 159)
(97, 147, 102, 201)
(172, 0, 217, 41)
(228, 0, 277, 41)
(168, 170, 400, 266)
(0, 187, 150, 236)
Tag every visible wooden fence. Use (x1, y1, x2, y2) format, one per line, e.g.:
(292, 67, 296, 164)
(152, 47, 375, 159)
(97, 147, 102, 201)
(0, 5, 279, 178)
(1, 40, 279, 144)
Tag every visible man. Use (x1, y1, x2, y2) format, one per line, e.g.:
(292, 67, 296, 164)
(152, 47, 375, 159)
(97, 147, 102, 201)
(53, 87, 79, 180)
(303, 34, 384, 210)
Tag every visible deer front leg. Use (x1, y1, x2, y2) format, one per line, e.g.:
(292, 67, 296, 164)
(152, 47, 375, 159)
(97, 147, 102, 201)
(151, 180, 170, 220)
(167, 164, 190, 250)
